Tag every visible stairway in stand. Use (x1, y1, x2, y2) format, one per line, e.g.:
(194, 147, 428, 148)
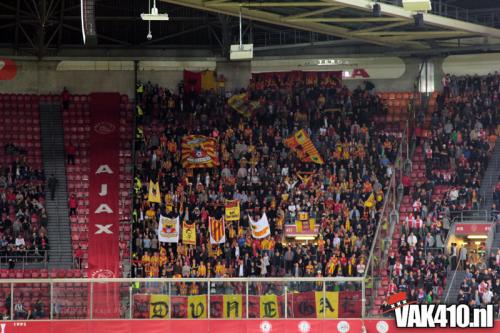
(39, 101, 73, 269)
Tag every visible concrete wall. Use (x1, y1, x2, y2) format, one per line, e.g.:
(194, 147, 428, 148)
(0, 57, 446, 96)
(0, 60, 135, 95)
(217, 60, 252, 93)
(0, 60, 184, 96)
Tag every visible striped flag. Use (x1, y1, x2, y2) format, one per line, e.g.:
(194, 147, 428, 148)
(285, 129, 324, 165)
(209, 217, 226, 244)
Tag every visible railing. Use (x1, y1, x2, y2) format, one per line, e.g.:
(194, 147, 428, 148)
(0, 251, 49, 269)
(451, 210, 494, 223)
(364, 129, 408, 315)
(0, 277, 365, 320)
(443, 254, 461, 304)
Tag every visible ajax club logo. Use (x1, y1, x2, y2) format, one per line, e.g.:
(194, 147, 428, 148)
(94, 121, 116, 135)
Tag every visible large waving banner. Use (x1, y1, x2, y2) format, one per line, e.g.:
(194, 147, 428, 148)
(134, 291, 349, 319)
(181, 135, 219, 168)
(158, 216, 179, 243)
(285, 129, 324, 165)
(227, 93, 261, 118)
(248, 213, 271, 239)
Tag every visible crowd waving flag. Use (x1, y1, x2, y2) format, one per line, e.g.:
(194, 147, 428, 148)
(227, 93, 261, 118)
(285, 129, 324, 165)
(209, 217, 226, 244)
(158, 216, 180, 243)
(249, 213, 271, 239)
(181, 135, 219, 168)
(225, 200, 240, 221)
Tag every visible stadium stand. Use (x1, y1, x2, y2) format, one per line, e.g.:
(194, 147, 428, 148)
(131, 76, 399, 281)
(379, 74, 499, 314)
(0, 94, 48, 266)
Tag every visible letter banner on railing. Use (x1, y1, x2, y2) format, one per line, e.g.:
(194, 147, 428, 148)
(133, 291, 361, 319)
(0, 319, 498, 333)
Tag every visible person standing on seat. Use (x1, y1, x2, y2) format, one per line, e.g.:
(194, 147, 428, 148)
(69, 194, 78, 216)
(48, 174, 58, 200)
(66, 141, 76, 165)
(62, 87, 70, 110)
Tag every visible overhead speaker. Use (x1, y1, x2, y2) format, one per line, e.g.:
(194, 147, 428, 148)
(372, 3, 381, 17)
(414, 13, 424, 28)
(81, 0, 97, 46)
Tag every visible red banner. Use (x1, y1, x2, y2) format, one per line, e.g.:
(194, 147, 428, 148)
(454, 223, 491, 235)
(87, 93, 121, 318)
(184, 70, 202, 94)
(1, 319, 498, 333)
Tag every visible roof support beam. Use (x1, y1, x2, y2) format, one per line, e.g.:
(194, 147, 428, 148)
(160, 0, 426, 48)
(323, 0, 500, 38)
(351, 21, 410, 34)
(354, 30, 473, 36)
(286, 17, 405, 23)
(210, 2, 336, 8)
(284, 6, 346, 20)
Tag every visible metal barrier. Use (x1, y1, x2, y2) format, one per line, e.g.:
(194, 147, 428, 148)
(364, 90, 418, 316)
(451, 210, 495, 223)
(0, 277, 365, 320)
(0, 251, 49, 269)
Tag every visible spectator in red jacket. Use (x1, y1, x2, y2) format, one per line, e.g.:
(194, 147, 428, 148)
(69, 194, 78, 216)
(66, 142, 76, 165)
(74, 246, 84, 269)
(402, 174, 411, 196)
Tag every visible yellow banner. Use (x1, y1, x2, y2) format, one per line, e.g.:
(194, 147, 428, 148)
(149, 295, 170, 319)
(259, 294, 279, 318)
(298, 212, 309, 221)
(309, 218, 315, 231)
(148, 181, 161, 203)
(225, 200, 240, 221)
(182, 222, 196, 245)
(223, 294, 243, 318)
(296, 220, 302, 233)
(201, 70, 217, 91)
(187, 295, 207, 319)
(315, 291, 339, 318)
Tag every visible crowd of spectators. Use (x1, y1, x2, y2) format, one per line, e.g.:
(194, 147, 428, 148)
(0, 157, 49, 265)
(131, 75, 398, 283)
(455, 249, 500, 314)
(385, 73, 499, 309)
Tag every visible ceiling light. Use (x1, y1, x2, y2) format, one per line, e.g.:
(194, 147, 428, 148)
(466, 235, 488, 239)
(295, 236, 316, 241)
(141, 0, 169, 21)
(402, 0, 432, 12)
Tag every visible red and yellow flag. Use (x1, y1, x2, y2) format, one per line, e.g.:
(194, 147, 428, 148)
(285, 129, 324, 164)
(181, 135, 219, 168)
(209, 217, 226, 244)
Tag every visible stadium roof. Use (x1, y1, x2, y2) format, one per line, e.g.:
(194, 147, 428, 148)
(1, 0, 500, 58)
(160, 0, 500, 51)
